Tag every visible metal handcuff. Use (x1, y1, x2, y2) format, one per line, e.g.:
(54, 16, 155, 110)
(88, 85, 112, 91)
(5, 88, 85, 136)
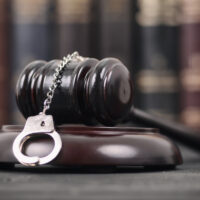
(13, 52, 85, 166)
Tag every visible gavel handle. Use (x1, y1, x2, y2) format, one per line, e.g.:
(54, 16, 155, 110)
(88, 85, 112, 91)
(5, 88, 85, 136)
(129, 107, 200, 152)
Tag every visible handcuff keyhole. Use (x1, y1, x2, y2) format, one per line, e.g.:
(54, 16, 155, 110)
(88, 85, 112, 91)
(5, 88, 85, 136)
(41, 121, 45, 127)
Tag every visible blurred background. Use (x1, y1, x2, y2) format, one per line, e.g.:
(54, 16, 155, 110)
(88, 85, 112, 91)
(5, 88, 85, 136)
(0, 0, 200, 129)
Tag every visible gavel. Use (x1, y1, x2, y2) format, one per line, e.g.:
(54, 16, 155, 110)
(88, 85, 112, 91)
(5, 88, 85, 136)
(16, 57, 200, 151)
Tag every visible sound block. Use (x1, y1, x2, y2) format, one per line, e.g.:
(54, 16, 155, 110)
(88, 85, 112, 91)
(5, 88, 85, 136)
(0, 125, 182, 168)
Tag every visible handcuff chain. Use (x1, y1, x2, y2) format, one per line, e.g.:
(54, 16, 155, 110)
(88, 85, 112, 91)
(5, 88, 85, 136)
(13, 51, 85, 166)
(42, 51, 84, 114)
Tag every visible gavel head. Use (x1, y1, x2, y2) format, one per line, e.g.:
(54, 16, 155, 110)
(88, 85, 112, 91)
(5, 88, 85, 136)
(16, 57, 134, 125)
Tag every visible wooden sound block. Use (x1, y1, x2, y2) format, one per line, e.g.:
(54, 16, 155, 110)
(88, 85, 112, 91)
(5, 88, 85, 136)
(0, 125, 182, 168)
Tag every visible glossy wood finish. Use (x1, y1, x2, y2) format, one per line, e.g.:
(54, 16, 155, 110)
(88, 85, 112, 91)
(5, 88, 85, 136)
(130, 108, 200, 151)
(0, 125, 182, 167)
(15, 57, 200, 152)
(16, 58, 133, 125)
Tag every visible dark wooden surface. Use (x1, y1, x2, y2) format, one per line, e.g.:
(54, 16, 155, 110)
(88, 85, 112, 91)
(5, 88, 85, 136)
(15, 58, 200, 153)
(16, 58, 133, 125)
(0, 125, 182, 167)
(0, 144, 200, 200)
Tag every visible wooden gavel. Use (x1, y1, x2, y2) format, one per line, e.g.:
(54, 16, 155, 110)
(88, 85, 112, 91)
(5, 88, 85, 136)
(16, 57, 200, 151)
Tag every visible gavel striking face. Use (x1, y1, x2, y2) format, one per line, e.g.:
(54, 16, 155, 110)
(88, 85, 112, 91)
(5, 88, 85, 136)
(16, 58, 133, 125)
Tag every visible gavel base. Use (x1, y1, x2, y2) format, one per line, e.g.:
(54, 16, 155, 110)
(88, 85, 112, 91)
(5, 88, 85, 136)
(0, 125, 182, 168)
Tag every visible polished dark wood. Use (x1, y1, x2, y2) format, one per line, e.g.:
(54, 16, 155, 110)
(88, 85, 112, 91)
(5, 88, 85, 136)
(0, 125, 182, 167)
(16, 58, 133, 125)
(15, 58, 200, 152)
(130, 108, 200, 151)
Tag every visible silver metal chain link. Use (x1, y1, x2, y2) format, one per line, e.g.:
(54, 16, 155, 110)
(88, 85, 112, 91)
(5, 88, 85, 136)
(42, 51, 84, 114)
(13, 52, 86, 167)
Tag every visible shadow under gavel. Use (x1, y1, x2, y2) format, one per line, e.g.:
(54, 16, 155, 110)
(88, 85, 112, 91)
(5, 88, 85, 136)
(16, 57, 200, 152)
